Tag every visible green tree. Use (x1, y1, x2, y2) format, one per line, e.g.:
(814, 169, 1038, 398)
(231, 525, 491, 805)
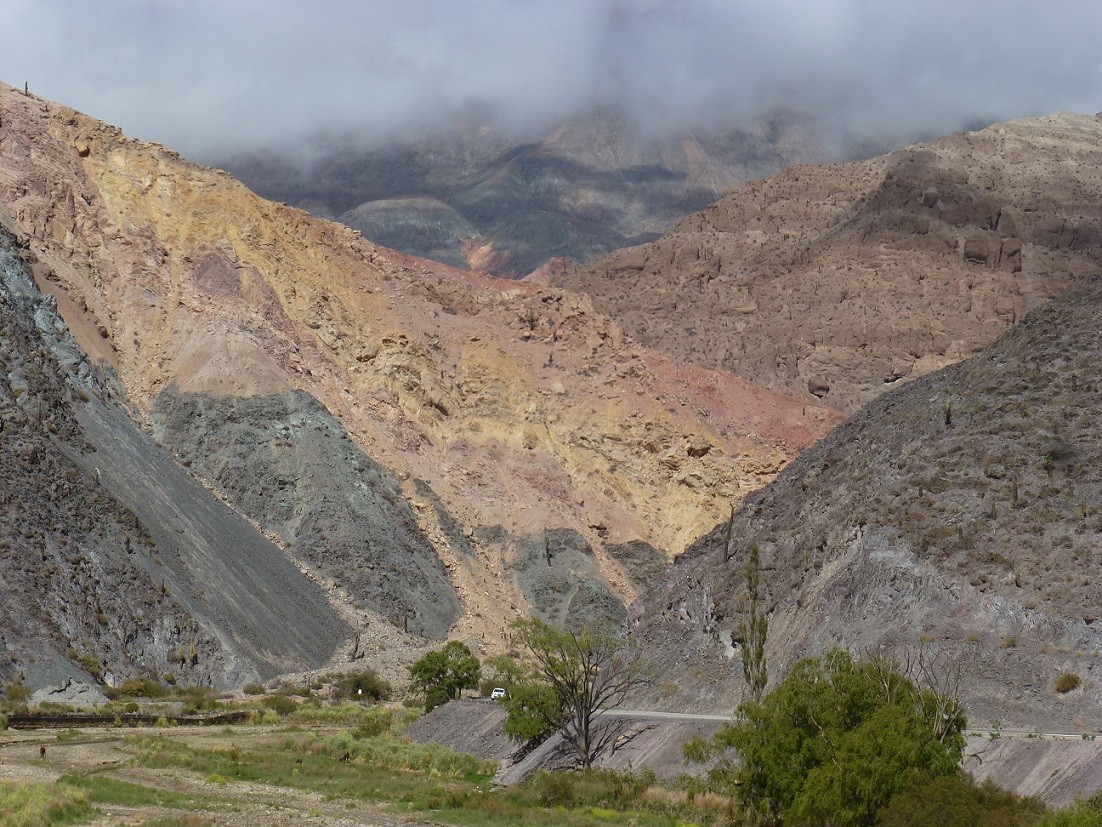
(738, 544, 768, 702)
(687, 649, 965, 827)
(507, 618, 649, 768)
(409, 641, 480, 712)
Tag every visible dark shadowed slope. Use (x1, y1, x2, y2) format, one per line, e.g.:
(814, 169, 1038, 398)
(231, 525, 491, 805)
(630, 281, 1102, 730)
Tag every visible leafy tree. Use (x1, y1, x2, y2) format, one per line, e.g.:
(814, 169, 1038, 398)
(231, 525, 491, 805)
(686, 649, 966, 827)
(738, 544, 768, 702)
(501, 680, 562, 744)
(480, 653, 527, 697)
(506, 617, 649, 768)
(409, 641, 480, 712)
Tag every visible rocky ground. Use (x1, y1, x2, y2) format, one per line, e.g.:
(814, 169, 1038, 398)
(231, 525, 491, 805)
(562, 113, 1102, 411)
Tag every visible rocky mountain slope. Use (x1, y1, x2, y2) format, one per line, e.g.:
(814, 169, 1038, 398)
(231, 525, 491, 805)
(0, 82, 841, 683)
(562, 113, 1102, 411)
(223, 107, 819, 277)
(629, 281, 1102, 729)
(0, 231, 348, 695)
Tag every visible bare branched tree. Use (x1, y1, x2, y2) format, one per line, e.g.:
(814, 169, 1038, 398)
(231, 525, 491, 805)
(862, 641, 967, 745)
(510, 617, 651, 768)
(898, 643, 966, 744)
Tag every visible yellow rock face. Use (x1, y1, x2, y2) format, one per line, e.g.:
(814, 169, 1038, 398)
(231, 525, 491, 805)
(0, 82, 842, 641)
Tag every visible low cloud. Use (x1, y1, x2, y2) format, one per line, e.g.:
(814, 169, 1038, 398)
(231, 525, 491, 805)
(3, 1, 1100, 158)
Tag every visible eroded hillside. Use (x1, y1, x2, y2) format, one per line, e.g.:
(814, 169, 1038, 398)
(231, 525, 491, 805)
(0, 232, 348, 694)
(0, 82, 841, 661)
(630, 282, 1102, 729)
(563, 113, 1102, 411)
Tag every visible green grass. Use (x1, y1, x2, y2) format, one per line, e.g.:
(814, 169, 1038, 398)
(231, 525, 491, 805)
(56, 773, 225, 812)
(129, 732, 716, 826)
(287, 701, 415, 729)
(0, 780, 94, 826)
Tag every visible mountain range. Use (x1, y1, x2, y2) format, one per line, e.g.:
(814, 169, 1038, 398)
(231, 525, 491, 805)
(222, 106, 821, 278)
(0, 82, 836, 692)
(3, 80, 1102, 732)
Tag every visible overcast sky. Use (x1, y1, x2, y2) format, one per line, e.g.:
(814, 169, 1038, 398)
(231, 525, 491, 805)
(3, 0, 1100, 159)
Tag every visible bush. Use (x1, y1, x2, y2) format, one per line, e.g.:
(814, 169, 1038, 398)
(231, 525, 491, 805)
(1038, 791, 1102, 826)
(261, 694, 298, 716)
(353, 709, 395, 738)
(691, 649, 966, 827)
(175, 684, 219, 714)
(2, 677, 30, 712)
(0, 713, 7, 731)
(877, 773, 1044, 826)
(1055, 673, 1082, 694)
(334, 668, 391, 702)
(528, 768, 654, 810)
(116, 676, 167, 698)
(242, 683, 265, 696)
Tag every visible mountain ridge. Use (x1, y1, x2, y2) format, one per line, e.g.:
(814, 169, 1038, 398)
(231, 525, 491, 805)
(562, 112, 1102, 411)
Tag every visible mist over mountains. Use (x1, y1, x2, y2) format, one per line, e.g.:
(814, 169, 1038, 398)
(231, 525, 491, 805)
(2, 1, 1100, 160)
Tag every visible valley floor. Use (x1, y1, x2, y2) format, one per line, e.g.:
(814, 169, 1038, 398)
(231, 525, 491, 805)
(0, 725, 435, 826)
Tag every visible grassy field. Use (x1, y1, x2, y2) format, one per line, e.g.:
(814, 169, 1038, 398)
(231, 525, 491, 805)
(0, 713, 725, 826)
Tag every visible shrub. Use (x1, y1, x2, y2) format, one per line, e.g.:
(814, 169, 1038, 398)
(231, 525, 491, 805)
(690, 649, 966, 827)
(353, 709, 395, 738)
(877, 773, 1044, 826)
(2, 677, 31, 711)
(116, 676, 167, 698)
(334, 668, 391, 702)
(528, 768, 654, 809)
(0, 713, 7, 731)
(1055, 673, 1082, 694)
(261, 694, 298, 716)
(242, 683, 265, 696)
(76, 653, 104, 681)
(1038, 791, 1102, 826)
(175, 684, 219, 714)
